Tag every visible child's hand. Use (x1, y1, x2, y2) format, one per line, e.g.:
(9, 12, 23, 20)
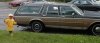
(4, 18, 8, 24)
(13, 22, 17, 25)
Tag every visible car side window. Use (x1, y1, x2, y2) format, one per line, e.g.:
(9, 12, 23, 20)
(17, 6, 42, 14)
(60, 6, 76, 16)
(80, 1, 91, 4)
(46, 5, 59, 16)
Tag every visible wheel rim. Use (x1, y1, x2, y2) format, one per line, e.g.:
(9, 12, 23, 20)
(95, 26, 100, 33)
(32, 22, 42, 32)
(34, 24, 41, 30)
(94, 26, 100, 35)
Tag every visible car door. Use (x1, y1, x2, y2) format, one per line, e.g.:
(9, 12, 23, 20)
(60, 6, 77, 27)
(60, 6, 92, 27)
(60, 6, 85, 27)
(41, 5, 61, 26)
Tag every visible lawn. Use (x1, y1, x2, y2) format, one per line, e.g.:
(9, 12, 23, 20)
(0, 30, 100, 43)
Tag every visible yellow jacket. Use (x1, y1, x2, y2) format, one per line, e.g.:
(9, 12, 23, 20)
(4, 18, 16, 31)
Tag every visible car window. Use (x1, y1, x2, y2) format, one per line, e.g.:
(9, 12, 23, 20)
(46, 5, 59, 16)
(72, 5, 84, 16)
(72, 0, 91, 4)
(17, 6, 42, 14)
(60, 6, 76, 16)
(73, 1, 80, 4)
(80, 1, 91, 4)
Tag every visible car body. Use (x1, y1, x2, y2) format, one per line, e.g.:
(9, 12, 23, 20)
(69, 0, 100, 11)
(14, 2, 100, 35)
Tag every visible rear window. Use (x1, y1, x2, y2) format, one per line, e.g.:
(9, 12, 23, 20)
(16, 6, 42, 14)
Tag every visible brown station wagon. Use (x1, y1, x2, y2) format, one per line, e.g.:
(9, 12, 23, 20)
(14, 2, 100, 35)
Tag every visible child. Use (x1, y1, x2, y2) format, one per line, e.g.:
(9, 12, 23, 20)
(4, 14, 16, 36)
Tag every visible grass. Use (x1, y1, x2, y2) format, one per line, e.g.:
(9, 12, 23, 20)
(0, 0, 12, 2)
(0, 30, 100, 43)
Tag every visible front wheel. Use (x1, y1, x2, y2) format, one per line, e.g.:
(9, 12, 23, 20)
(90, 24, 100, 36)
(31, 21, 44, 32)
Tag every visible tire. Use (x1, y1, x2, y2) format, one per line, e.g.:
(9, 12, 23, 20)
(90, 24, 100, 36)
(31, 21, 44, 32)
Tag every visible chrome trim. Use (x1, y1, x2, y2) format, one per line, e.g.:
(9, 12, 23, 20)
(46, 25, 87, 30)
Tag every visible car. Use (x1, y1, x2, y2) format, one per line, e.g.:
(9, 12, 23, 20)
(9, 0, 46, 7)
(9, 0, 29, 7)
(14, 2, 100, 35)
(21, 0, 47, 5)
(69, 0, 100, 11)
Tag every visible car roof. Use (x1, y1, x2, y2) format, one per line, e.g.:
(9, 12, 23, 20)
(24, 1, 74, 6)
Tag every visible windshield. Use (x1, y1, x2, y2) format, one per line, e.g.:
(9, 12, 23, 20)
(71, 5, 84, 16)
(71, 0, 93, 4)
(16, 6, 42, 14)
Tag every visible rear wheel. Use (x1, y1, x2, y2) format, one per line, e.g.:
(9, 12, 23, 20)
(31, 21, 44, 32)
(90, 24, 100, 36)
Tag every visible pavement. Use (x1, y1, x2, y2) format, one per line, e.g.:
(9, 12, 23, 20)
(0, 2, 9, 9)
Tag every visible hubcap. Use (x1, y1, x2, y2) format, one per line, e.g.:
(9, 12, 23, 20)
(95, 27, 100, 33)
(32, 22, 42, 32)
(34, 24, 40, 29)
